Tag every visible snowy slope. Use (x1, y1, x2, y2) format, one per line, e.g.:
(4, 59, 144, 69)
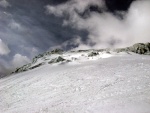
(0, 51, 150, 113)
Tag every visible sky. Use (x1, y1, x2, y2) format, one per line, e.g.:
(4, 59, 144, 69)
(0, 0, 150, 76)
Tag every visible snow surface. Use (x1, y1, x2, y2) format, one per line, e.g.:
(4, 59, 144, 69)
(0, 52, 150, 113)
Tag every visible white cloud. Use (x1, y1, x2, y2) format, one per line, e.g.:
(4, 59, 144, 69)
(19, 45, 39, 58)
(0, 53, 31, 76)
(0, 39, 10, 55)
(0, 0, 10, 8)
(46, 0, 150, 49)
(12, 54, 31, 68)
(125, 0, 150, 43)
(45, 0, 104, 17)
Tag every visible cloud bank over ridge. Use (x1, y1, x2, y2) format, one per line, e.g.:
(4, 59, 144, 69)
(46, 0, 150, 50)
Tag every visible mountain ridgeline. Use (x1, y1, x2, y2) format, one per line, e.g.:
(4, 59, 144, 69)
(12, 42, 150, 74)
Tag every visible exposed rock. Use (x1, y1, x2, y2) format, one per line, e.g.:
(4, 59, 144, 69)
(14, 62, 44, 74)
(88, 51, 99, 57)
(50, 49, 63, 54)
(43, 52, 51, 56)
(29, 63, 44, 70)
(48, 56, 66, 64)
(32, 54, 44, 63)
(77, 50, 91, 52)
(14, 63, 31, 73)
(32, 57, 38, 63)
(31, 49, 63, 64)
(114, 42, 150, 55)
(128, 43, 150, 54)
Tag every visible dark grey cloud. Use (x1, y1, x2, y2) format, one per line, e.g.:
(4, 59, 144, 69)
(105, 0, 135, 12)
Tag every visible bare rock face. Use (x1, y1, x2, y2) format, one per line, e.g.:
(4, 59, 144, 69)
(88, 52, 99, 57)
(115, 42, 150, 55)
(14, 63, 32, 73)
(128, 43, 150, 54)
(13, 49, 64, 74)
(48, 56, 66, 64)
(32, 49, 63, 64)
(50, 49, 63, 54)
(29, 63, 45, 70)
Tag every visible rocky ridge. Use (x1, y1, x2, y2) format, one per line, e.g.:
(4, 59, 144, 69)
(12, 42, 150, 74)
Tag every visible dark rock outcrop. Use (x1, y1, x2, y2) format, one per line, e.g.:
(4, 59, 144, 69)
(128, 43, 150, 54)
(14, 63, 31, 73)
(50, 49, 63, 54)
(48, 56, 66, 64)
(29, 63, 44, 70)
(115, 42, 150, 55)
(88, 51, 99, 57)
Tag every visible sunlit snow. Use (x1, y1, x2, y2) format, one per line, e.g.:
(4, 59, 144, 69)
(0, 51, 150, 113)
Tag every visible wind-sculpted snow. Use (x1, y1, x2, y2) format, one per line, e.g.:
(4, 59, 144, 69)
(0, 53, 150, 113)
